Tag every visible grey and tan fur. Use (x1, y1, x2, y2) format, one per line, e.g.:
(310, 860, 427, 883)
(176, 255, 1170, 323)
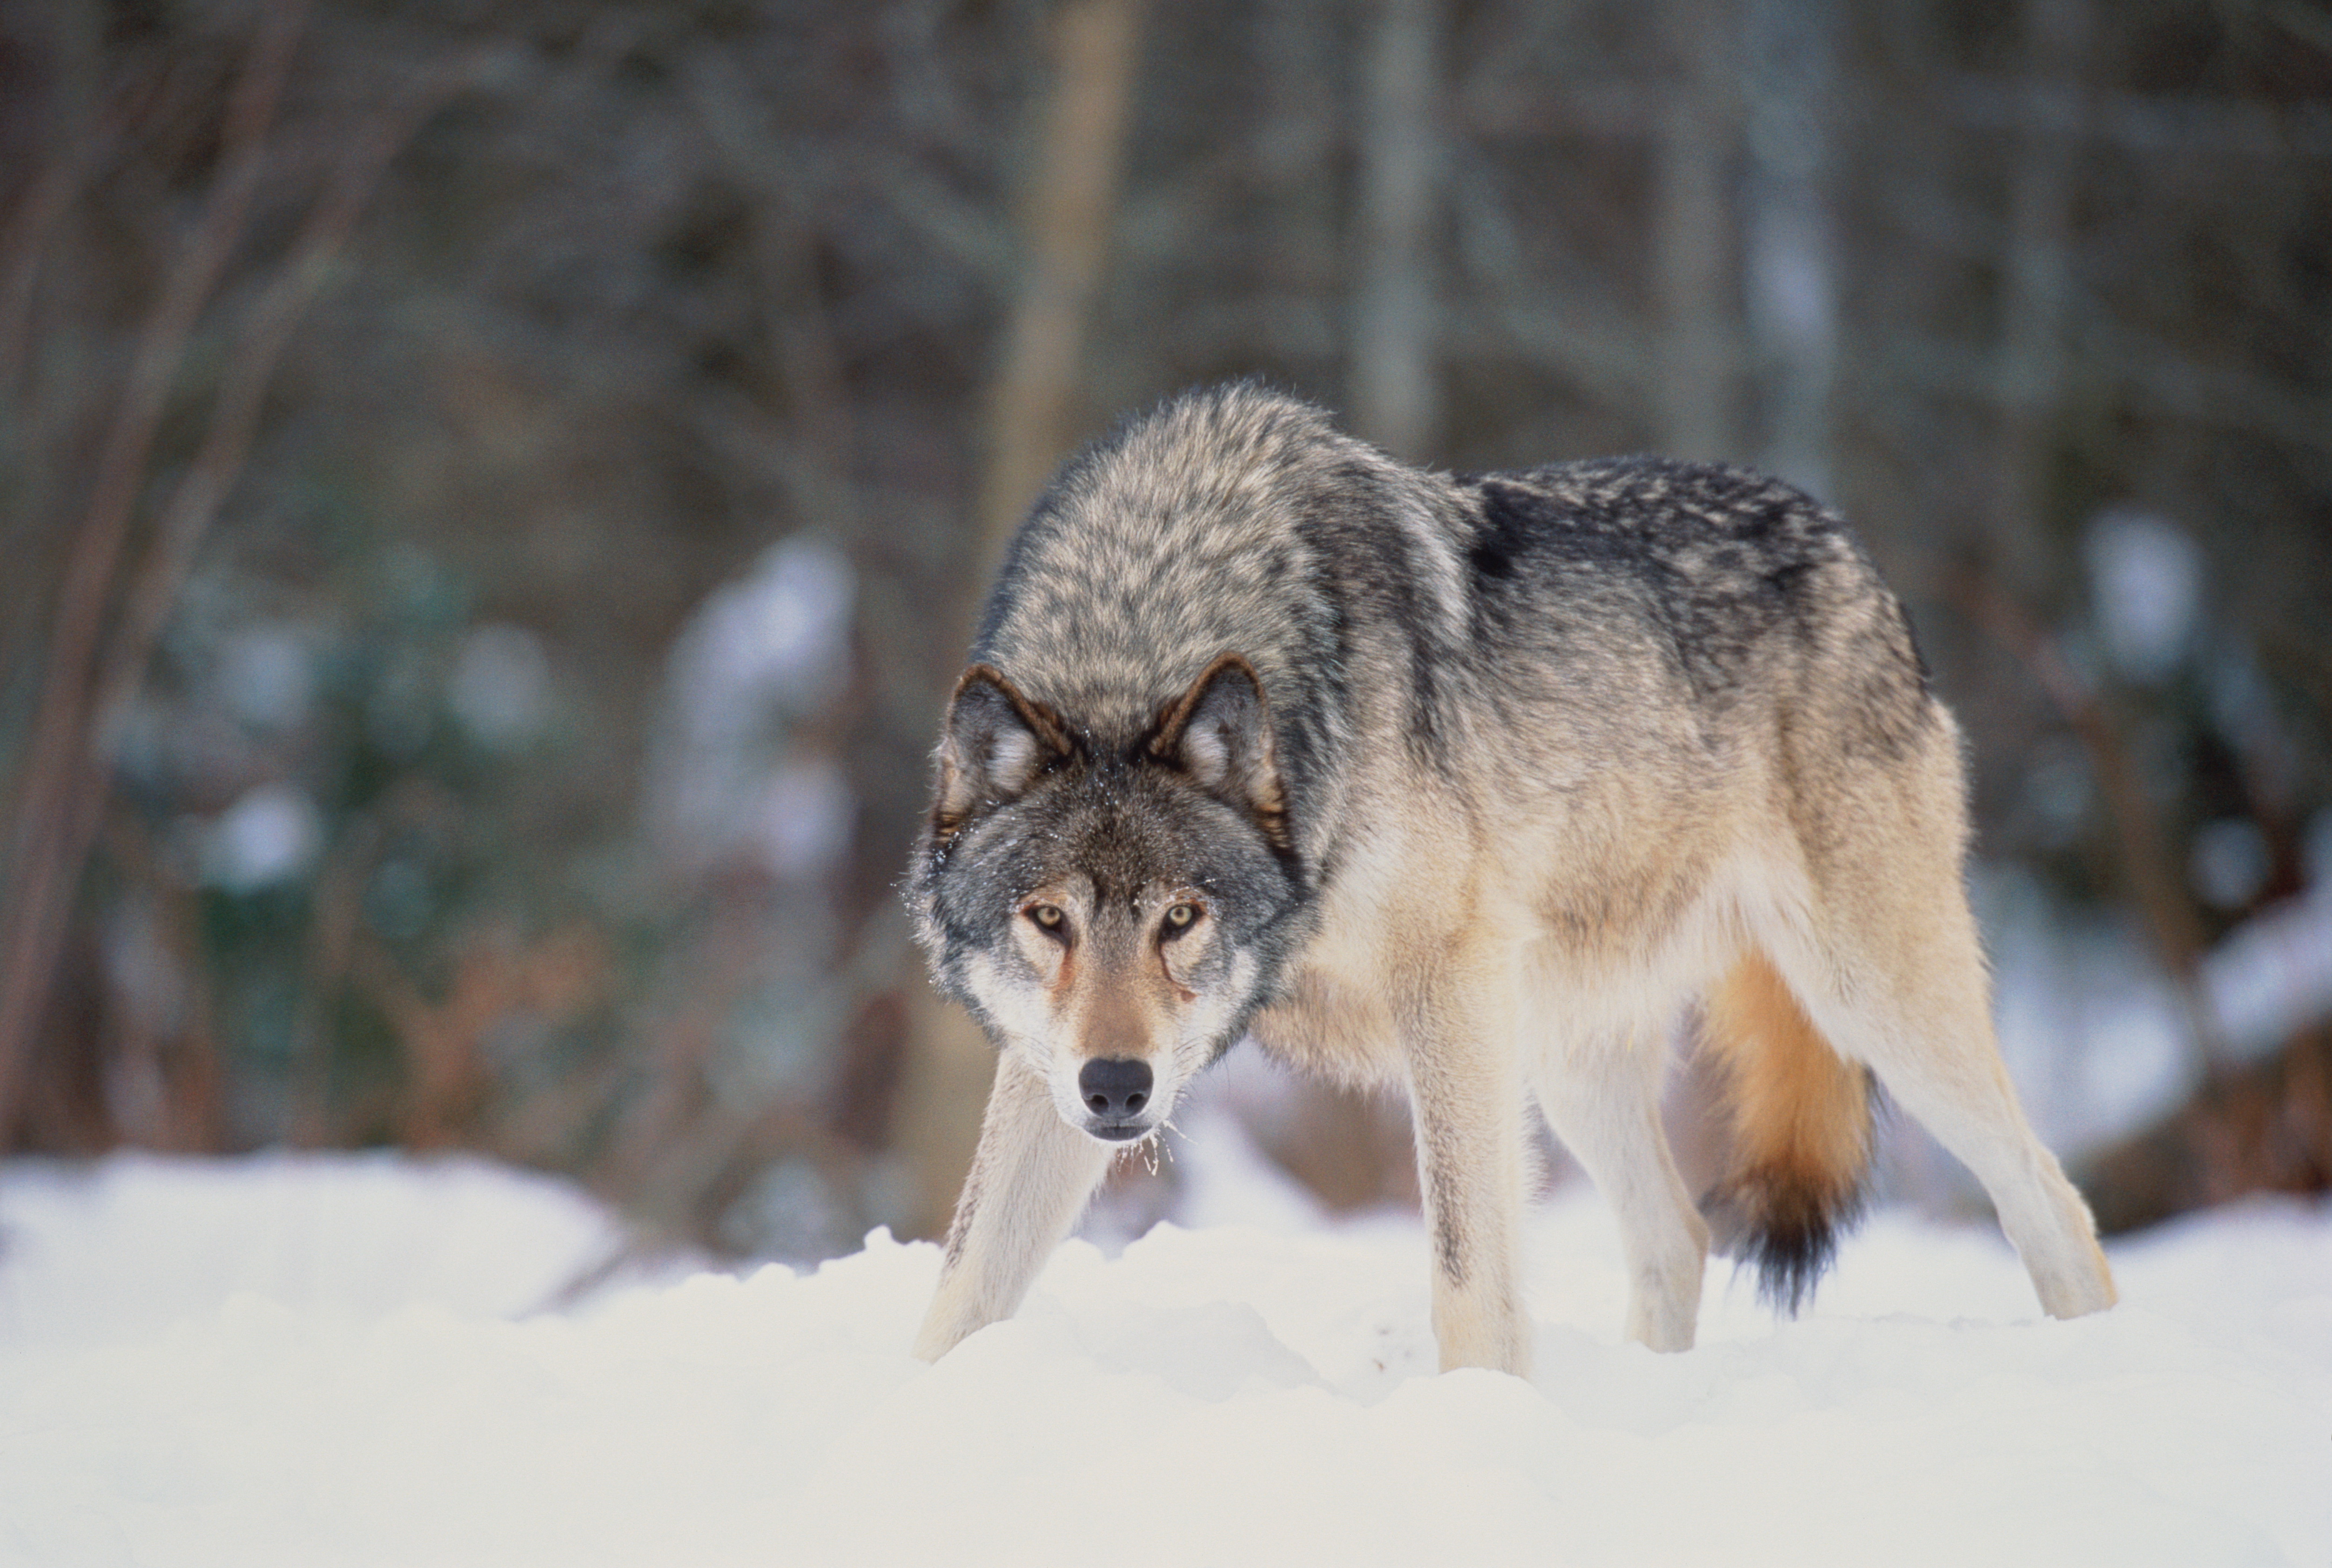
(907, 384, 2115, 1374)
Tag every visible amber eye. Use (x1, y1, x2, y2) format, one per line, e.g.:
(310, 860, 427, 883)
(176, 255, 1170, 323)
(1161, 902, 1201, 935)
(1027, 903, 1067, 935)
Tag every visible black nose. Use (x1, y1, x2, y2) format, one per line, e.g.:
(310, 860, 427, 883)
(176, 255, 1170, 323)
(1079, 1057, 1153, 1122)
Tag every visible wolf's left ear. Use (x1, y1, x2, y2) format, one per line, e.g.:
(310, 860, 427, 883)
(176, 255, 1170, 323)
(932, 665, 1073, 843)
(1147, 653, 1291, 850)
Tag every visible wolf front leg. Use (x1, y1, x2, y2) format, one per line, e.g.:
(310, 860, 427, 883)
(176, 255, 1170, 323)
(912, 1051, 1115, 1361)
(1403, 957, 1532, 1376)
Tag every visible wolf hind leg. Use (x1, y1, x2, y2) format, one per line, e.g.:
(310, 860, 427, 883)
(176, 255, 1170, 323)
(1531, 1023, 1709, 1352)
(1763, 879, 2117, 1319)
(913, 1052, 1115, 1360)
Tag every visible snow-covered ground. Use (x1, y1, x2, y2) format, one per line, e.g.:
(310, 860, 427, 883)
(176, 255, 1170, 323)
(1, 1150, 2325, 1568)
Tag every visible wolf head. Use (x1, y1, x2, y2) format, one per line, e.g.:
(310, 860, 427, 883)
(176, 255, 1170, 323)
(909, 653, 1305, 1143)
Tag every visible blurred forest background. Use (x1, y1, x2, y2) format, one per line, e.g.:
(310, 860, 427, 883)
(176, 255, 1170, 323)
(2, 0, 2328, 1265)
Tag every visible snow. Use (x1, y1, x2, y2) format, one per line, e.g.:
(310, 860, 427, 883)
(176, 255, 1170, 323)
(2, 1152, 2326, 1568)
(645, 537, 856, 879)
(2086, 509, 2202, 686)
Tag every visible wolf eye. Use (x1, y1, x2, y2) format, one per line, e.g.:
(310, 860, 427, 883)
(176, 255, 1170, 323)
(1161, 902, 1202, 935)
(1026, 903, 1067, 936)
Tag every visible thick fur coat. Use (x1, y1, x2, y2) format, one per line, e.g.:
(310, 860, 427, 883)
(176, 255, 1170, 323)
(908, 384, 2114, 1373)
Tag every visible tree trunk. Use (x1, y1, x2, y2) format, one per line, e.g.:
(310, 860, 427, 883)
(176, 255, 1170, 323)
(1740, 0, 1837, 498)
(1351, 0, 1443, 460)
(897, 0, 1150, 1243)
(1654, 0, 1735, 461)
(974, 0, 1150, 546)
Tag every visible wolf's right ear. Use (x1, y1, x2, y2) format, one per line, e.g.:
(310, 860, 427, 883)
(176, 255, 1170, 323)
(931, 665, 1073, 843)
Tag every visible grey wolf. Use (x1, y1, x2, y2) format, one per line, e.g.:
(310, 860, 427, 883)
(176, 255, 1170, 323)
(906, 384, 2116, 1374)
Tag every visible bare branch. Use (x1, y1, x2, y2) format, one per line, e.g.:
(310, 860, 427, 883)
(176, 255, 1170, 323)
(1950, 568, 2230, 1080)
(0, 0, 308, 1147)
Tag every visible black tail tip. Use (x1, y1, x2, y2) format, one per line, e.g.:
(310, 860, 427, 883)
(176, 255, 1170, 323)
(1701, 1178, 1868, 1316)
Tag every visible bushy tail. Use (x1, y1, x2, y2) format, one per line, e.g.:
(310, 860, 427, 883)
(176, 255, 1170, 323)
(1698, 949, 1876, 1313)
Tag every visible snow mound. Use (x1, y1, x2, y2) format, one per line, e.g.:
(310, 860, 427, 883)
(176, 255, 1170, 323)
(1, 1155, 2324, 1567)
(0, 1151, 622, 1349)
